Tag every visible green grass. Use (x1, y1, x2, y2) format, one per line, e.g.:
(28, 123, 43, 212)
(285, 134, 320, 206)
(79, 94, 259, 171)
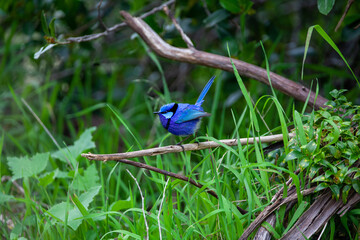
(1, 19, 360, 240)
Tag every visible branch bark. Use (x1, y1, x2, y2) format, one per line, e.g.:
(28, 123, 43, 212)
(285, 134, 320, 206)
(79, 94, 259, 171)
(81, 133, 293, 160)
(82, 155, 248, 214)
(120, 11, 328, 109)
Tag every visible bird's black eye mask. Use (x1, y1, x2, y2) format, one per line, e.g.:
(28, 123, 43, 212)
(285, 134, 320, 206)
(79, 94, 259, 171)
(164, 103, 178, 129)
(168, 103, 178, 114)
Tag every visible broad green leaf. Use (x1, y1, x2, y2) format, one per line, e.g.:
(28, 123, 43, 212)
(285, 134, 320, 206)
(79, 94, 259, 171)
(46, 186, 101, 230)
(299, 158, 311, 170)
(7, 152, 49, 180)
(314, 182, 329, 192)
(39, 171, 55, 187)
(52, 127, 96, 165)
(285, 150, 303, 161)
(72, 164, 100, 191)
(317, 0, 335, 15)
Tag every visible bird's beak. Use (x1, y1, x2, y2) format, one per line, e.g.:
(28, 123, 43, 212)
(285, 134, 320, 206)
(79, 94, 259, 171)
(153, 112, 159, 114)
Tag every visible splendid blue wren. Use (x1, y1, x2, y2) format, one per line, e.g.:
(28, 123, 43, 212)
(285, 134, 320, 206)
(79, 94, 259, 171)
(154, 76, 215, 136)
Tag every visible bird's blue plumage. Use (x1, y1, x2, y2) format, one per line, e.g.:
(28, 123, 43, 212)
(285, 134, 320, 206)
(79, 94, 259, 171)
(155, 76, 215, 136)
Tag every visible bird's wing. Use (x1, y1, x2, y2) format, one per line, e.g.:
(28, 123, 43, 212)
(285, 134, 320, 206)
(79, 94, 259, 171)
(174, 107, 211, 123)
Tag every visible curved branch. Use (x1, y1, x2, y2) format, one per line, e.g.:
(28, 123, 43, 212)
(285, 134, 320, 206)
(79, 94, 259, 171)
(120, 11, 328, 109)
(83, 155, 247, 214)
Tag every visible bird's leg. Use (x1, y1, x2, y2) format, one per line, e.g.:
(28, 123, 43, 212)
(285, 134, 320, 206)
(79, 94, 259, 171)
(176, 135, 193, 152)
(176, 135, 191, 145)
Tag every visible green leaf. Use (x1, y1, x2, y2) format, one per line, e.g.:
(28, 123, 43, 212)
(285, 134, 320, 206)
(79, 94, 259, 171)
(342, 185, 351, 203)
(352, 180, 360, 193)
(204, 9, 230, 28)
(46, 186, 101, 230)
(110, 199, 133, 211)
(313, 175, 329, 182)
(71, 193, 96, 228)
(299, 158, 311, 171)
(49, 18, 56, 38)
(302, 25, 359, 87)
(309, 165, 321, 178)
(317, 0, 335, 15)
(220, 0, 242, 14)
(72, 164, 100, 191)
(305, 140, 317, 154)
(315, 182, 329, 192)
(329, 184, 341, 200)
(285, 150, 303, 161)
(52, 127, 96, 166)
(39, 171, 55, 187)
(7, 152, 50, 180)
(41, 10, 50, 36)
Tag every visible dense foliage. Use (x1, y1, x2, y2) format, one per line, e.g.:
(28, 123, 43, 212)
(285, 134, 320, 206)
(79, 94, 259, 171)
(1, 0, 360, 239)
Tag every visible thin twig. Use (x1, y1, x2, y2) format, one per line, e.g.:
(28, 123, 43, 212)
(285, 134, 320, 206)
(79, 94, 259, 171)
(82, 133, 294, 160)
(158, 178, 170, 240)
(126, 170, 149, 240)
(97, 0, 108, 30)
(60, 0, 175, 44)
(335, 0, 355, 32)
(83, 156, 247, 214)
(163, 5, 195, 49)
(21, 98, 73, 169)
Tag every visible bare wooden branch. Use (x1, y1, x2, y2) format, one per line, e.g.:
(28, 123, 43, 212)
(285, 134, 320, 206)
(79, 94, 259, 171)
(59, 0, 175, 44)
(83, 155, 247, 214)
(120, 11, 329, 109)
(82, 133, 293, 160)
(163, 5, 195, 49)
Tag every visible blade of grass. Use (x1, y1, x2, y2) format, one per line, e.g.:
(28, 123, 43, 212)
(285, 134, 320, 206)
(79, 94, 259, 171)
(302, 25, 359, 87)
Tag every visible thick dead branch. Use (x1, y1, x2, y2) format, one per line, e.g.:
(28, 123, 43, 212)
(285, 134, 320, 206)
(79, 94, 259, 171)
(81, 133, 293, 160)
(239, 186, 317, 240)
(281, 190, 360, 239)
(120, 11, 328, 109)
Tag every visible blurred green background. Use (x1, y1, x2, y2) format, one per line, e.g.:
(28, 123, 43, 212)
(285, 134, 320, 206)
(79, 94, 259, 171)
(1, 0, 360, 239)
(1, 0, 359, 174)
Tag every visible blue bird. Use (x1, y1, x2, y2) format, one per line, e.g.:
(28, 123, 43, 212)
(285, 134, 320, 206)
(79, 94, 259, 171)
(154, 76, 215, 136)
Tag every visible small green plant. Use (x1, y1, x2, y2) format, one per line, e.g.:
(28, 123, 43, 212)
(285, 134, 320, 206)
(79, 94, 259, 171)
(287, 89, 360, 202)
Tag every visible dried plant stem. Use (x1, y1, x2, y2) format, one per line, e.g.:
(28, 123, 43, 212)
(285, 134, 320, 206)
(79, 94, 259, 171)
(126, 170, 149, 240)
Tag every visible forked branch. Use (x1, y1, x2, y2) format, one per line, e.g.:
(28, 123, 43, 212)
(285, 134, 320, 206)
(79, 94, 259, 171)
(120, 11, 328, 109)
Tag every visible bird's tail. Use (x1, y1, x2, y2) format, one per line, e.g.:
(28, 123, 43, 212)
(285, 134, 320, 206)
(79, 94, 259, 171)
(195, 76, 215, 106)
